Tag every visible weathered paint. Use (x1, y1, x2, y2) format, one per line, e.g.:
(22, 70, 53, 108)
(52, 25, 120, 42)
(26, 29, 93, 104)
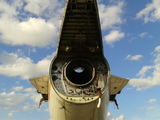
(49, 82, 109, 120)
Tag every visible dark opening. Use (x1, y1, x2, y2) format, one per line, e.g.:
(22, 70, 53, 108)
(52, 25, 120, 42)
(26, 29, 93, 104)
(65, 59, 94, 86)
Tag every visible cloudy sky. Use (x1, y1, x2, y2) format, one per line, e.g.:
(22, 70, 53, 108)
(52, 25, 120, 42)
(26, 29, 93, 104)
(0, 0, 160, 120)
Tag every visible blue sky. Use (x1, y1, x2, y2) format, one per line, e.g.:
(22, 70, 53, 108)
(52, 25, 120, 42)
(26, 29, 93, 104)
(0, 0, 160, 120)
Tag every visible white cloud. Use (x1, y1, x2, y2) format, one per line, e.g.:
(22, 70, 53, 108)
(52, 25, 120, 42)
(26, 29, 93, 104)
(21, 104, 37, 111)
(149, 99, 157, 103)
(104, 30, 125, 45)
(0, 0, 125, 47)
(107, 112, 112, 120)
(107, 112, 125, 120)
(129, 46, 160, 90)
(8, 113, 13, 117)
(98, 1, 125, 46)
(11, 86, 24, 92)
(99, 1, 125, 29)
(11, 104, 38, 112)
(125, 55, 143, 61)
(146, 106, 156, 110)
(0, 52, 18, 65)
(130, 77, 155, 91)
(140, 105, 156, 110)
(154, 46, 160, 52)
(11, 86, 36, 93)
(0, 51, 56, 79)
(28, 47, 37, 56)
(24, 0, 62, 16)
(44, 108, 49, 112)
(136, 66, 153, 77)
(139, 32, 148, 37)
(24, 0, 52, 16)
(139, 99, 157, 111)
(0, 91, 29, 110)
(29, 92, 42, 104)
(0, 1, 18, 16)
(0, 86, 44, 112)
(24, 88, 36, 92)
(0, 0, 63, 47)
(112, 115, 125, 120)
(0, 17, 58, 47)
(136, 0, 160, 23)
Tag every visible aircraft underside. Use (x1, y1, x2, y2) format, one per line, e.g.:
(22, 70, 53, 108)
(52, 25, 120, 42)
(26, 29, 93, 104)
(29, 0, 129, 120)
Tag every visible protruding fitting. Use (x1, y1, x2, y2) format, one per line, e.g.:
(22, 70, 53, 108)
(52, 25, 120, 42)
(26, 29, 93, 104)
(65, 46, 72, 52)
(89, 47, 95, 52)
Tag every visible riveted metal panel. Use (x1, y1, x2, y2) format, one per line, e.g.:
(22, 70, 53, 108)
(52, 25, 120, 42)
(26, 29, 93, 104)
(109, 75, 129, 95)
(29, 75, 49, 94)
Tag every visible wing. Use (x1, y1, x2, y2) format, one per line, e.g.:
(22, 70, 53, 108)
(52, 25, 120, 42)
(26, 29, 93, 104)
(109, 75, 129, 101)
(29, 74, 49, 95)
(30, 75, 49, 107)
